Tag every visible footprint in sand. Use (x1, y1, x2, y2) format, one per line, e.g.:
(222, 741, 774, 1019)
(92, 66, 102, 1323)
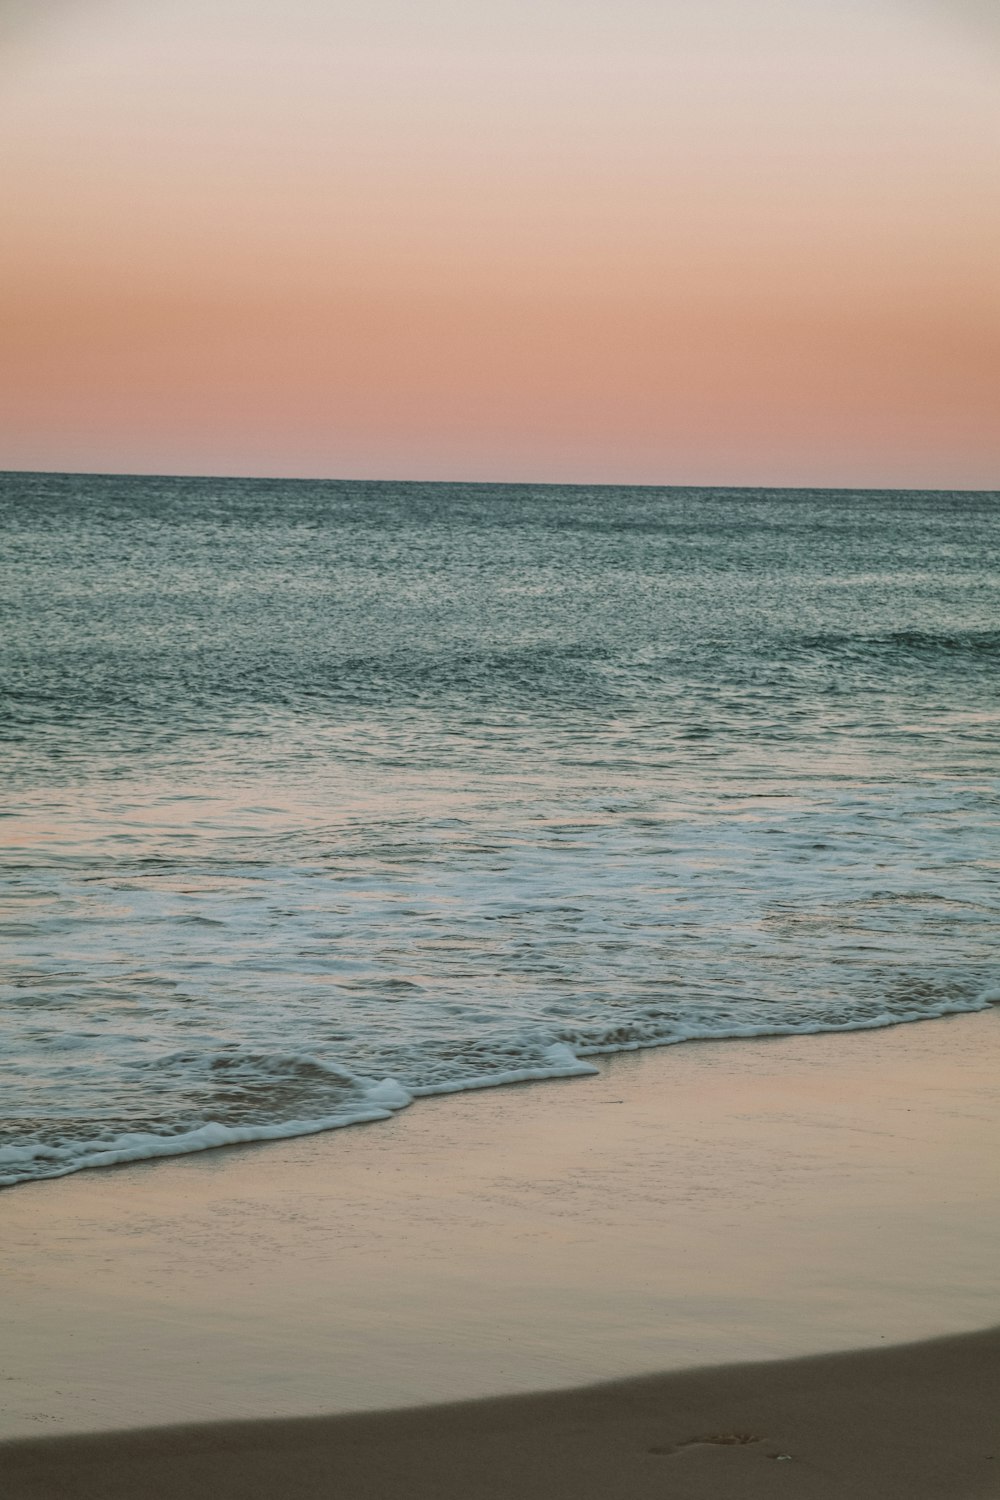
(649, 1432, 764, 1456)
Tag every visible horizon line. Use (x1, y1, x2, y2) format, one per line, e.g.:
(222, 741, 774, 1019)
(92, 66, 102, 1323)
(2, 469, 997, 497)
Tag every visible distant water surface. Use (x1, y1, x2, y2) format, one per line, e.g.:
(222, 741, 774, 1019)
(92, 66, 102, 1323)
(1, 475, 997, 1185)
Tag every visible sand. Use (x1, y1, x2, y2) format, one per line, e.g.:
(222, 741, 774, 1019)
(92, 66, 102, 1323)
(3, 1326, 999, 1499)
(2, 1008, 999, 1495)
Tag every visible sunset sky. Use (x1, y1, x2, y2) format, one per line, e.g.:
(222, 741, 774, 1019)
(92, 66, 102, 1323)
(2, 0, 998, 485)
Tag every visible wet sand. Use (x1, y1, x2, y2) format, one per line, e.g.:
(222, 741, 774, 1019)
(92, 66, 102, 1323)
(2, 1008, 999, 1482)
(3, 1326, 999, 1499)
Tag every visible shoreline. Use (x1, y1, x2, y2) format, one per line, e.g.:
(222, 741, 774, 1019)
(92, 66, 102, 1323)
(5, 996, 993, 1191)
(5, 994, 995, 1192)
(2, 1008, 999, 1443)
(4, 1326, 999, 1499)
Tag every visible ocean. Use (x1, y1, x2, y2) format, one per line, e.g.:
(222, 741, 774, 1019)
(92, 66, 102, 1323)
(1, 474, 997, 1187)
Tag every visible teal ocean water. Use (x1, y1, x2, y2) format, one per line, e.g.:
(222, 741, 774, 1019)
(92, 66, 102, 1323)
(2, 474, 997, 1185)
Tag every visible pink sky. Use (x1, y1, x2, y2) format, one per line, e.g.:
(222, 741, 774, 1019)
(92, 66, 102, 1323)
(1, 0, 998, 485)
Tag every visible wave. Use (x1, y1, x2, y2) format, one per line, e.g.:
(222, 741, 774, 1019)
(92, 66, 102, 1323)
(794, 629, 1000, 659)
(2, 992, 995, 1190)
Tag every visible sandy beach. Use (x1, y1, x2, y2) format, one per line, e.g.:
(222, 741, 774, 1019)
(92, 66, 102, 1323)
(3, 1324, 999, 1500)
(2, 1006, 999, 1496)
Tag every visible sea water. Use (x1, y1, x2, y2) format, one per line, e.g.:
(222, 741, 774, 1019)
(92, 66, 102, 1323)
(1, 475, 997, 1186)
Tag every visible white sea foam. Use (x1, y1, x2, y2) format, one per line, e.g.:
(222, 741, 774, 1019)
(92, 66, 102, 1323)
(0, 1078, 412, 1188)
(2, 996, 994, 1188)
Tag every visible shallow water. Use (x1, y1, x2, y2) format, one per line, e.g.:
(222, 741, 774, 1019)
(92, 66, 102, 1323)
(1, 475, 997, 1184)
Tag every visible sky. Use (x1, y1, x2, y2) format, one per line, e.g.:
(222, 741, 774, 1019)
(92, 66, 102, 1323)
(1, 0, 998, 485)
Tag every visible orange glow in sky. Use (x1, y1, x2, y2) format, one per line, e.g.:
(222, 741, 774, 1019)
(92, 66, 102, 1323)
(1, 0, 998, 484)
